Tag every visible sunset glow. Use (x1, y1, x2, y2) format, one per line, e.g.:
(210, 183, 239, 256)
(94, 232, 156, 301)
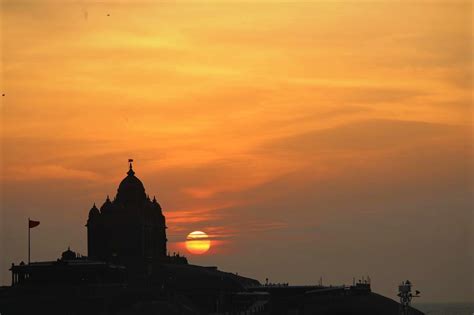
(1, 0, 472, 303)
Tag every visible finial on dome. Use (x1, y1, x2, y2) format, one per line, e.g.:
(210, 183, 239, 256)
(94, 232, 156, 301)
(127, 159, 135, 176)
(106, 195, 110, 202)
(153, 196, 157, 203)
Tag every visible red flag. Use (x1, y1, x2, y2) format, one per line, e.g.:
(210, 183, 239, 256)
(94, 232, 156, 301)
(29, 219, 40, 229)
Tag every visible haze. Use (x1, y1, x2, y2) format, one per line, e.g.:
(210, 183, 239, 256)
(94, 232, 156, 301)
(1, 0, 472, 303)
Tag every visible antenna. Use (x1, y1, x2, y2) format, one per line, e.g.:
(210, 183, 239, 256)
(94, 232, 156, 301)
(397, 280, 421, 315)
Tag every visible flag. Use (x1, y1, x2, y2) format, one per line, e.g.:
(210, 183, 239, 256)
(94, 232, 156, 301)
(29, 219, 40, 229)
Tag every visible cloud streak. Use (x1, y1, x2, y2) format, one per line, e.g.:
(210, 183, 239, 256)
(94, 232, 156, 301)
(1, 0, 472, 303)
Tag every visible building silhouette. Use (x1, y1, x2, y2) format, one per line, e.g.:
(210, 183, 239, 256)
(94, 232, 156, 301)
(86, 161, 167, 273)
(1, 160, 426, 315)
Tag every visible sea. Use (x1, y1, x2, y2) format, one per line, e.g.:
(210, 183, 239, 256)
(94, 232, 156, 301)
(414, 303, 474, 315)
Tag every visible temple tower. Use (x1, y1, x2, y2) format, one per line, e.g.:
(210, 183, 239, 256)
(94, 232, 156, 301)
(86, 160, 167, 270)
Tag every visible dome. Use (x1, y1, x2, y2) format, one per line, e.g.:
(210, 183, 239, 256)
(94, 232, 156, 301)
(100, 196, 113, 213)
(61, 247, 77, 260)
(115, 163, 147, 204)
(88, 203, 100, 218)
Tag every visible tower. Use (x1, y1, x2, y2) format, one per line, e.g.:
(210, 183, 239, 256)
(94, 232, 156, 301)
(86, 160, 167, 271)
(398, 280, 421, 315)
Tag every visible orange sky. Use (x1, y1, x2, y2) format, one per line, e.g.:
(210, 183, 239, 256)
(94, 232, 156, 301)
(1, 0, 472, 303)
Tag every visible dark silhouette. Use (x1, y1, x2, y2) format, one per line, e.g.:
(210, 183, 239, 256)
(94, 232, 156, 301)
(86, 160, 169, 278)
(0, 160, 425, 315)
(10, 247, 126, 287)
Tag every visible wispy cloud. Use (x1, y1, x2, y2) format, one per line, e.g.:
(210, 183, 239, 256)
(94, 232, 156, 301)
(1, 0, 472, 301)
(2, 165, 100, 181)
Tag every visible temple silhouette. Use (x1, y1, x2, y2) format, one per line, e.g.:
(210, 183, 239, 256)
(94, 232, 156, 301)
(86, 160, 171, 274)
(0, 161, 425, 315)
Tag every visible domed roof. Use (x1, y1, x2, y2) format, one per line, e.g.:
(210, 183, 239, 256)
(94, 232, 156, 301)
(61, 247, 77, 260)
(88, 203, 100, 218)
(115, 162, 147, 204)
(100, 195, 113, 212)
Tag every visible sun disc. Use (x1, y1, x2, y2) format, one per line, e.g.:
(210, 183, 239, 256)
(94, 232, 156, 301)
(186, 231, 211, 254)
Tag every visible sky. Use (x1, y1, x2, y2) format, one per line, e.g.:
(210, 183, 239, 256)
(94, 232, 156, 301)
(1, 0, 472, 303)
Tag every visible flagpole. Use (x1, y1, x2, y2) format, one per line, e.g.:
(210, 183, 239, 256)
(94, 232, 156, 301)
(28, 217, 30, 264)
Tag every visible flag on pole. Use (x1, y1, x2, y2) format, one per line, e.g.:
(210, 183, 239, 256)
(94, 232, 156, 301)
(29, 219, 40, 229)
(28, 218, 39, 264)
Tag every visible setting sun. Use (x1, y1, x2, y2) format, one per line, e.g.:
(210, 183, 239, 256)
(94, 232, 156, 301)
(185, 231, 211, 255)
(0, 0, 471, 305)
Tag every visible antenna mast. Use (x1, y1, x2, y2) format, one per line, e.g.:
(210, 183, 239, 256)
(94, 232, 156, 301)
(398, 280, 421, 315)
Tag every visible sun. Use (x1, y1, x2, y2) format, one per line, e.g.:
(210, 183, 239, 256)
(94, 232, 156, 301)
(185, 231, 211, 255)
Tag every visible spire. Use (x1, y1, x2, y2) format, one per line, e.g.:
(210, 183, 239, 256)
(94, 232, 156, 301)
(127, 159, 135, 176)
(152, 195, 162, 211)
